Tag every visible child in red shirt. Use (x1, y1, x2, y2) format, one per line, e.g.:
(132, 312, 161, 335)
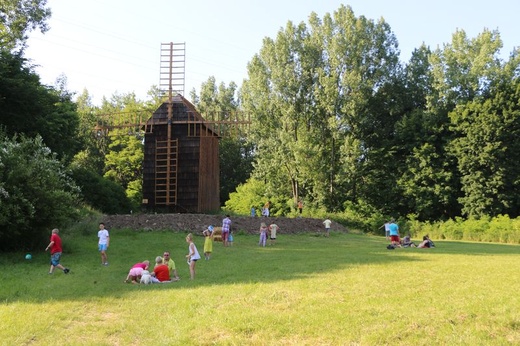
(45, 228, 70, 274)
(152, 256, 171, 283)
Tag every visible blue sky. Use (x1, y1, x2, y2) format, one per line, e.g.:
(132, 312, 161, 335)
(24, 0, 519, 105)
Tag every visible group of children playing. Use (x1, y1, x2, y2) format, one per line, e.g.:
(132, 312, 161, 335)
(381, 219, 435, 249)
(125, 218, 279, 284)
(389, 234, 435, 249)
(124, 232, 201, 284)
(125, 220, 239, 284)
(124, 215, 337, 283)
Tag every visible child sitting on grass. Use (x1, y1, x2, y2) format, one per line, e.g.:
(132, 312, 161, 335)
(152, 256, 171, 283)
(417, 235, 435, 248)
(401, 234, 417, 247)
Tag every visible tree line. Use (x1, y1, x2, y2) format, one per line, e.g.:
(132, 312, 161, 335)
(233, 5, 520, 222)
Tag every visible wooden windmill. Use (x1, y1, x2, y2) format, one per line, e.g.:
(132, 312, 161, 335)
(94, 43, 249, 213)
(141, 43, 249, 213)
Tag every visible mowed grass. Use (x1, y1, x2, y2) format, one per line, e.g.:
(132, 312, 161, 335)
(1, 230, 520, 345)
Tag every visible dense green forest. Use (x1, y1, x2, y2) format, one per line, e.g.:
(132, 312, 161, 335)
(1, 2, 519, 250)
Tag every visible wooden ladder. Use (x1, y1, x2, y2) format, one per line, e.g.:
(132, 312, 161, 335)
(154, 139, 178, 206)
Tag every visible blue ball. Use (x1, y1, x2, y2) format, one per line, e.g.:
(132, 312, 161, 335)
(25, 254, 32, 260)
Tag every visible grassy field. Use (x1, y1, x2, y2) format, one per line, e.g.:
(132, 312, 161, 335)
(1, 229, 520, 345)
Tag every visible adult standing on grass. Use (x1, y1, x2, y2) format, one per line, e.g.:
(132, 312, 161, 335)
(388, 219, 401, 247)
(222, 215, 232, 247)
(185, 233, 201, 280)
(45, 228, 70, 274)
(98, 222, 110, 266)
(323, 218, 332, 237)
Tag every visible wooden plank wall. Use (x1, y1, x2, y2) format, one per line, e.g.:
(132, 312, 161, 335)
(142, 100, 221, 213)
(198, 136, 220, 212)
(176, 137, 199, 212)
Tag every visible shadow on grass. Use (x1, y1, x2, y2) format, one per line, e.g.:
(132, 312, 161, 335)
(1, 232, 518, 304)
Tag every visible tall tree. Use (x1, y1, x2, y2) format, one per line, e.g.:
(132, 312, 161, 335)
(392, 46, 461, 220)
(241, 5, 400, 212)
(449, 65, 520, 218)
(429, 29, 503, 109)
(0, 49, 80, 161)
(72, 89, 106, 174)
(0, 0, 51, 50)
(100, 92, 145, 208)
(393, 30, 507, 220)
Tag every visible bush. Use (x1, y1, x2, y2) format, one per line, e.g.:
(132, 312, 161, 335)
(340, 200, 386, 233)
(224, 178, 269, 215)
(70, 166, 133, 214)
(408, 216, 520, 244)
(0, 134, 80, 251)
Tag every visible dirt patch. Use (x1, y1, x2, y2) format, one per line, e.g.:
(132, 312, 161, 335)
(102, 213, 347, 235)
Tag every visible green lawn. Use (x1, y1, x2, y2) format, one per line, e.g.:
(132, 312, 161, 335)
(1, 230, 520, 345)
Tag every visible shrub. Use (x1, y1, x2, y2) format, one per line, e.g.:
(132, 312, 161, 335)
(70, 166, 133, 214)
(0, 134, 80, 251)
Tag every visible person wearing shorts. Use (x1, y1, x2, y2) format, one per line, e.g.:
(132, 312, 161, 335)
(98, 223, 110, 266)
(45, 228, 70, 274)
(185, 233, 201, 280)
(323, 218, 332, 237)
(388, 219, 401, 247)
(221, 215, 232, 247)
